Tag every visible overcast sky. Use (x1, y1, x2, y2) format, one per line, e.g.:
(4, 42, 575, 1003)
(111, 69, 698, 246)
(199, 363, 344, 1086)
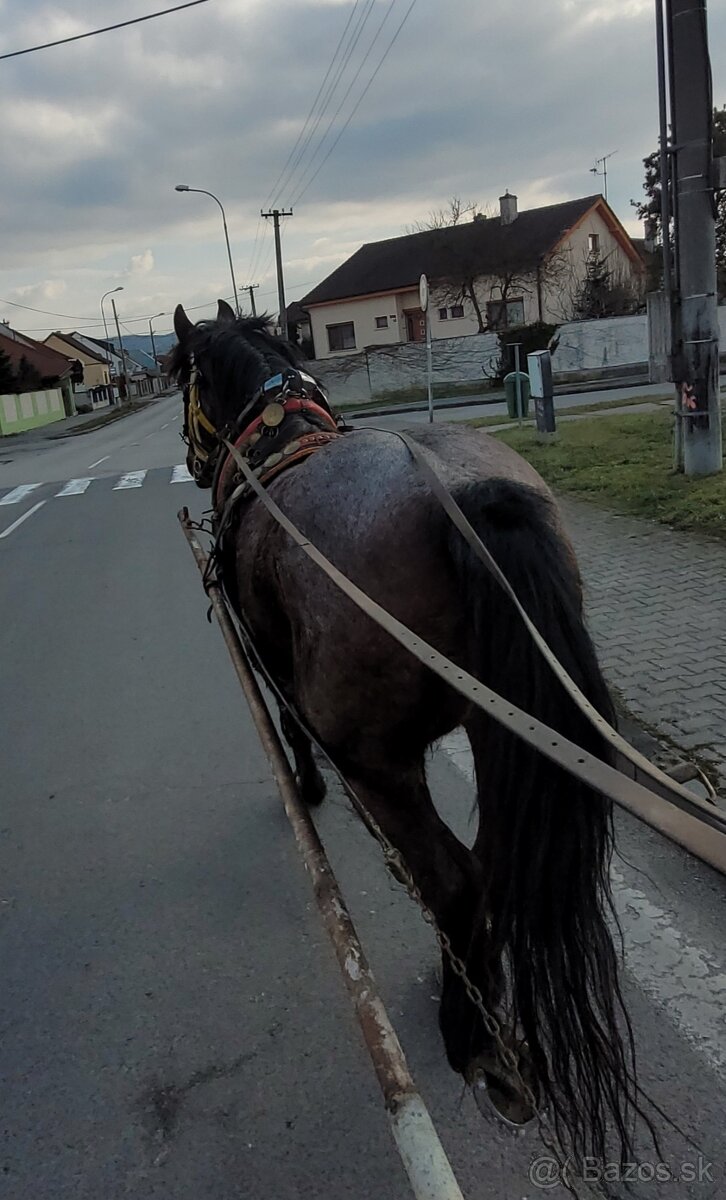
(2, 0, 725, 341)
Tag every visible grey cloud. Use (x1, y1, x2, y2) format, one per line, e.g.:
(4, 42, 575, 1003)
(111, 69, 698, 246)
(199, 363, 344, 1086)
(2, 0, 726, 321)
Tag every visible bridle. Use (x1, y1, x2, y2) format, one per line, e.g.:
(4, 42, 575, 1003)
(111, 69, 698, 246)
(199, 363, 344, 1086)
(181, 353, 337, 497)
(182, 358, 223, 485)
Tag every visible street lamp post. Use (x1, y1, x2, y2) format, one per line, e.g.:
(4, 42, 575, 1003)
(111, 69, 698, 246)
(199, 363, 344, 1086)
(100, 286, 123, 403)
(175, 184, 240, 316)
(149, 312, 165, 393)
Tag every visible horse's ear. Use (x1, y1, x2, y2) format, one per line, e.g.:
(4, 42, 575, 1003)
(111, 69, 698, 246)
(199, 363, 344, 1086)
(217, 298, 236, 324)
(174, 304, 193, 343)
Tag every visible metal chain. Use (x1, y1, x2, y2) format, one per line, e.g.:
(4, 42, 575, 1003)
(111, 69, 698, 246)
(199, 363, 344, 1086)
(373, 835, 597, 1200)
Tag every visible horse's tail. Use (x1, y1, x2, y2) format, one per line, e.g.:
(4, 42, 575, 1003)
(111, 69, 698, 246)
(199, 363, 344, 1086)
(443, 477, 638, 1162)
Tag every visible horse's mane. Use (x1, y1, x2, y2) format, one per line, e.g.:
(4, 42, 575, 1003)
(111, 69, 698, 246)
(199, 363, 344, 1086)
(169, 314, 303, 412)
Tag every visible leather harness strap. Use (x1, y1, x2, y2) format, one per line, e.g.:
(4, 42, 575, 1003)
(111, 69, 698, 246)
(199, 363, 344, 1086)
(390, 430, 724, 828)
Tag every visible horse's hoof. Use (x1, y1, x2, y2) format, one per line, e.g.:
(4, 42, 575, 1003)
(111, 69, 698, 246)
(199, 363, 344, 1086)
(467, 1057, 538, 1134)
(300, 772, 326, 807)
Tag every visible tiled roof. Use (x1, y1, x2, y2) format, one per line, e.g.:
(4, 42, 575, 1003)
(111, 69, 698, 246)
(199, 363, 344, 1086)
(46, 331, 108, 364)
(301, 195, 606, 306)
(0, 325, 74, 381)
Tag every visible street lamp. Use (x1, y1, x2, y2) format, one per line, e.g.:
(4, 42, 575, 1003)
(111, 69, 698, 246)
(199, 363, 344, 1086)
(175, 184, 240, 316)
(149, 312, 165, 393)
(100, 286, 123, 361)
(100, 286, 123, 403)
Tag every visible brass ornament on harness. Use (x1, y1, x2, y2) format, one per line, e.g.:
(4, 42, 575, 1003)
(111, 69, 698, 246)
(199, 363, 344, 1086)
(261, 401, 286, 427)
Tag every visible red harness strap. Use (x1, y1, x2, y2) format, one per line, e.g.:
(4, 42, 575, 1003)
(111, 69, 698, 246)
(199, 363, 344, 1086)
(214, 398, 339, 509)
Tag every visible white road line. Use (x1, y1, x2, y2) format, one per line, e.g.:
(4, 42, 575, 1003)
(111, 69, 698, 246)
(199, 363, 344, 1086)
(170, 464, 193, 484)
(0, 500, 46, 539)
(440, 732, 726, 1076)
(172, 414, 180, 421)
(88, 455, 109, 469)
(0, 483, 42, 506)
(161, 422, 170, 429)
(56, 478, 92, 497)
(113, 471, 147, 490)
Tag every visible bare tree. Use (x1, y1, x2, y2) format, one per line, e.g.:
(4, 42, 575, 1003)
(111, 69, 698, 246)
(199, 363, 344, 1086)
(405, 195, 483, 234)
(406, 197, 577, 332)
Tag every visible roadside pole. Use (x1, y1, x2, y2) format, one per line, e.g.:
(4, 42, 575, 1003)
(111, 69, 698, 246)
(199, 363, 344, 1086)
(111, 299, 130, 403)
(262, 209, 293, 339)
(513, 343, 523, 428)
(669, 0, 722, 475)
(419, 274, 434, 422)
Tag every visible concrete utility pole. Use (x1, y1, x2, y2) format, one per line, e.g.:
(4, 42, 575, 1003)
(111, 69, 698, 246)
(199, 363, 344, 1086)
(243, 283, 259, 316)
(261, 208, 293, 338)
(111, 298, 130, 402)
(669, 0, 722, 475)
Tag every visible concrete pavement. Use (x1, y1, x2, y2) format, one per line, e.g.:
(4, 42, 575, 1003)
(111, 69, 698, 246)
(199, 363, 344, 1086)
(1, 400, 725, 1198)
(562, 499, 726, 791)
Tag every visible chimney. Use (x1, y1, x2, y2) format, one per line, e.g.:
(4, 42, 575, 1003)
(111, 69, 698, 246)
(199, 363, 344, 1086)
(499, 190, 518, 225)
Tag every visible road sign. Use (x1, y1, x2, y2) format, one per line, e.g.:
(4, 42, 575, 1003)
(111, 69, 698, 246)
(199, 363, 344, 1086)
(419, 273, 429, 313)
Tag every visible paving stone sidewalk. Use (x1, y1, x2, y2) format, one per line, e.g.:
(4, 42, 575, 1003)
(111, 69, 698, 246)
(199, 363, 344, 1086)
(561, 499, 726, 790)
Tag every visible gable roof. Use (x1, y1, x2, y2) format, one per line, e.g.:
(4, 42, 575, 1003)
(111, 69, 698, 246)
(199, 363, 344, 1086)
(45, 330, 108, 364)
(0, 324, 74, 381)
(301, 195, 634, 307)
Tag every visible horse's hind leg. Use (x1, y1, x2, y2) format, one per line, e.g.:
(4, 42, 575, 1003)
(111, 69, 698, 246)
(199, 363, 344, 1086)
(280, 707, 327, 807)
(341, 759, 485, 1056)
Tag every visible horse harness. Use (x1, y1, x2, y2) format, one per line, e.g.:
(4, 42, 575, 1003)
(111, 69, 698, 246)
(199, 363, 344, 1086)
(183, 360, 342, 516)
(182, 360, 726, 861)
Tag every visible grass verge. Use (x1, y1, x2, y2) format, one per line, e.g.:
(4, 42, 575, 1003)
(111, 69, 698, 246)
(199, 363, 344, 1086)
(469, 395, 666, 428)
(339, 380, 497, 410)
(491, 410, 726, 540)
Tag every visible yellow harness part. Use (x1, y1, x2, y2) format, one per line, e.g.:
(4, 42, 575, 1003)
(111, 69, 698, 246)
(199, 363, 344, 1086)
(188, 368, 217, 460)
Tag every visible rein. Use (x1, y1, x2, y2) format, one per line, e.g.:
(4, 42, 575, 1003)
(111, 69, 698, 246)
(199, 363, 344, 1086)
(212, 433, 726, 875)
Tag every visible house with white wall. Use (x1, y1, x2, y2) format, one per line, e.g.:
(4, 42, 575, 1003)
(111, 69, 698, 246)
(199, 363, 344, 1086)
(301, 193, 644, 360)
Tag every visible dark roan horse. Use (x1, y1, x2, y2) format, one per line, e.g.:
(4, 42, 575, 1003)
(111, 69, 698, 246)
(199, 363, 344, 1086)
(171, 299, 648, 1163)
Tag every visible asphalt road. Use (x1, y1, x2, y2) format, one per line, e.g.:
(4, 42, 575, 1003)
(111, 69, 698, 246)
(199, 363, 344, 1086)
(1, 394, 725, 1199)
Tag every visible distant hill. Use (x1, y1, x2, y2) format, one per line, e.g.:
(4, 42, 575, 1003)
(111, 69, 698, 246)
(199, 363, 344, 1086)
(112, 332, 176, 364)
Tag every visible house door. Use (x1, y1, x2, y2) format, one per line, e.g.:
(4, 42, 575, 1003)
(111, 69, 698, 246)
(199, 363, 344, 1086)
(404, 308, 426, 343)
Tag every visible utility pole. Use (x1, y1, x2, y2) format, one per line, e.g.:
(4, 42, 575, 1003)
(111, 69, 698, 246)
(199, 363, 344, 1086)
(261, 208, 293, 338)
(111, 298, 130, 403)
(243, 283, 259, 316)
(670, 0, 722, 475)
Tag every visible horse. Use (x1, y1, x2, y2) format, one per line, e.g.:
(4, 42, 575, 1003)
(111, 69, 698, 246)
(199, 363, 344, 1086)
(171, 299, 643, 1162)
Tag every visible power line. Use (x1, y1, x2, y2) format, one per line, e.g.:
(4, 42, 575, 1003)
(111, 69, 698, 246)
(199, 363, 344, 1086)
(263, 0, 363, 209)
(289, 0, 399, 206)
(247, 216, 271, 291)
(292, 0, 418, 207)
(0, 296, 96, 320)
(272, 0, 376, 207)
(0, 0, 214, 62)
(3, 281, 318, 333)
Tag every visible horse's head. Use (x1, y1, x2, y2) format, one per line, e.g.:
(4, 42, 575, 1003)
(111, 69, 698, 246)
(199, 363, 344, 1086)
(169, 298, 304, 488)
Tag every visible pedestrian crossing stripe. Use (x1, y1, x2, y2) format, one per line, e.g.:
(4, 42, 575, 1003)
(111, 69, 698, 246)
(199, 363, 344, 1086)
(0, 483, 42, 505)
(113, 471, 147, 490)
(0, 465, 194, 504)
(56, 478, 92, 496)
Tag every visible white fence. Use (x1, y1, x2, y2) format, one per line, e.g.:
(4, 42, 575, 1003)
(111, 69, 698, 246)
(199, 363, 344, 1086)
(310, 304, 726, 407)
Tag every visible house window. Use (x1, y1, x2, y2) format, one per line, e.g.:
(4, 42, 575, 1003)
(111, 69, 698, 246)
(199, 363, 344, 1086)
(327, 321, 356, 352)
(588, 232, 600, 254)
(438, 307, 448, 320)
(450, 304, 465, 319)
(375, 316, 388, 329)
(486, 298, 525, 331)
